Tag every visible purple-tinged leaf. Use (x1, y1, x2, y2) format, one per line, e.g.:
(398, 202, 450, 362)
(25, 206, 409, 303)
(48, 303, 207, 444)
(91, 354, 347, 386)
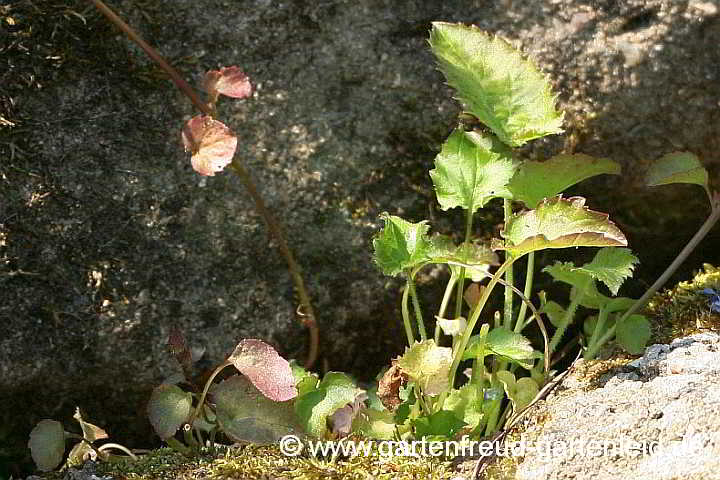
(204, 66, 252, 99)
(28, 419, 65, 471)
(182, 115, 237, 176)
(328, 392, 368, 438)
(227, 339, 297, 402)
(167, 326, 193, 379)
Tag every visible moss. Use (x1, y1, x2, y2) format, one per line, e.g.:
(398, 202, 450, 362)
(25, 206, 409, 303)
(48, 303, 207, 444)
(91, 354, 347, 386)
(94, 444, 459, 480)
(645, 263, 720, 344)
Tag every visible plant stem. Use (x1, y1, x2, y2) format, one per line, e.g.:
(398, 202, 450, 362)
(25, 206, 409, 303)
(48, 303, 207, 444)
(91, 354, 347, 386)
(230, 160, 319, 368)
(434, 274, 458, 343)
(407, 278, 427, 341)
(516, 252, 535, 332)
(97, 443, 137, 459)
(548, 293, 581, 355)
(503, 199, 514, 329)
(623, 200, 720, 322)
(454, 208, 475, 319)
(88, 0, 210, 116)
(585, 197, 720, 360)
(188, 361, 230, 426)
(90, 0, 320, 369)
(401, 281, 415, 345)
(446, 259, 515, 396)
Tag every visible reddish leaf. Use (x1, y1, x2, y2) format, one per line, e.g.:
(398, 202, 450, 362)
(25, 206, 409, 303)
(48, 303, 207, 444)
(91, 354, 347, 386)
(227, 339, 297, 402)
(376, 363, 407, 411)
(181, 115, 237, 176)
(204, 66, 252, 99)
(167, 326, 192, 378)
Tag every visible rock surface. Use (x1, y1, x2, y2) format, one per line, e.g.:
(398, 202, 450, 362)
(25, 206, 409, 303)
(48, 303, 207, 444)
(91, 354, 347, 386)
(2, 0, 719, 471)
(514, 332, 720, 480)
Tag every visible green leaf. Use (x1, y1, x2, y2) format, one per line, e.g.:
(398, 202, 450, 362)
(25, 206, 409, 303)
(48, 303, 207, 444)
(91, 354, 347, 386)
(444, 383, 485, 431)
(616, 314, 651, 355)
(213, 375, 303, 444)
(464, 327, 541, 369)
(495, 372, 539, 414)
(352, 408, 397, 440)
(573, 247, 638, 295)
(412, 410, 466, 439)
(429, 22, 564, 147)
(645, 152, 709, 195)
(428, 235, 498, 282)
(395, 340, 453, 396)
(28, 420, 66, 472)
(508, 154, 621, 208)
(147, 384, 192, 440)
(294, 372, 364, 439)
(429, 129, 517, 212)
(372, 214, 431, 276)
(494, 196, 627, 257)
(289, 360, 320, 398)
(544, 249, 638, 299)
(541, 300, 567, 328)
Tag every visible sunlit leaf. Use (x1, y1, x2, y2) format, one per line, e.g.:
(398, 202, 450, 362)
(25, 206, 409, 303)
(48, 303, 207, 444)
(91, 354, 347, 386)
(429, 22, 564, 147)
(213, 375, 302, 444)
(429, 129, 517, 212)
(616, 314, 651, 355)
(372, 214, 431, 276)
(508, 154, 621, 208)
(289, 359, 319, 398)
(352, 408, 397, 440)
(572, 247, 638, 295)
(28, 420, 65, 471)
(73, 407, 108, 443)
(294, 372, 364, 439)
(67, 441, 96, 468)
(227, 339, 297, 402)
(428, 235, 498, 282)
(182, 115, 237, 176)
(444, 383, 484, 431)
(464, 327, 540, 369)
(204, 66, 252, 99)
(436, 316, 467, 337)
(395, 340, 453, 396)
(496, 372, 539, 414)
(147, 384, 192, 440)
(493, 196, 627, 257)
(645, 152, 709, 194)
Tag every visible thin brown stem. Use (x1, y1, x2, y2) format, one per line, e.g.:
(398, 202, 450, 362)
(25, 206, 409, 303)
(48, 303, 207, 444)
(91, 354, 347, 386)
(89, 0, 320, 368)
(88, 0, 211, 116)
(230, 160, 319, 368)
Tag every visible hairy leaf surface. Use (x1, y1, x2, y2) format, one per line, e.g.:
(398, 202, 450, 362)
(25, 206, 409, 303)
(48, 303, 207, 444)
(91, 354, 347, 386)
(373, 214, 431, 276)
(396, 340, 453, 396)
(429, 22, 564, 146)
(429, 129, 517, 212)
(494, 196, 626, 257)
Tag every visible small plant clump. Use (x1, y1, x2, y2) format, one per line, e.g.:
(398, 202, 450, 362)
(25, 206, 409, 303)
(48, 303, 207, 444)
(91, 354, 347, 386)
(27, 5, 720, 477)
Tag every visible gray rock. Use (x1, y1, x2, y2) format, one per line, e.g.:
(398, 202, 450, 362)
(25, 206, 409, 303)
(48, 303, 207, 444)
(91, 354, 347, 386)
(2, 0, 719, 463)
(515, 333, 720, 480)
